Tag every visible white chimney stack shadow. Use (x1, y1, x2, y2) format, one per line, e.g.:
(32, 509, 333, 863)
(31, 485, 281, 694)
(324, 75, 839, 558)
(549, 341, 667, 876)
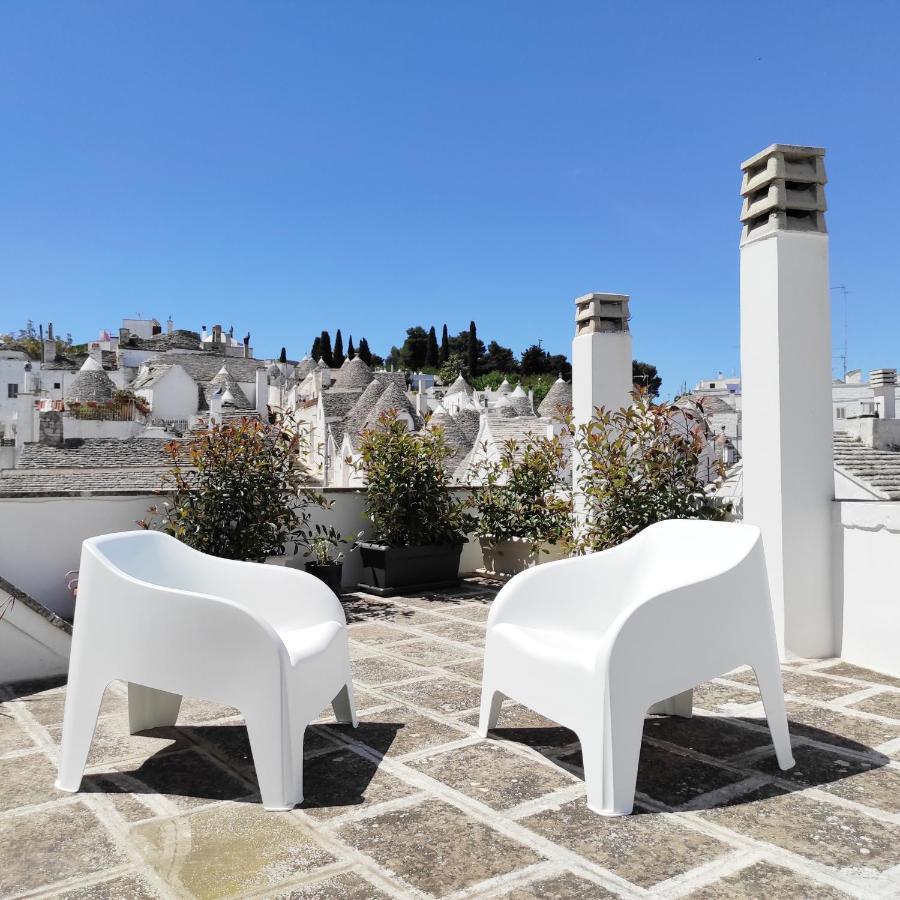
(739, 144, 834, 658)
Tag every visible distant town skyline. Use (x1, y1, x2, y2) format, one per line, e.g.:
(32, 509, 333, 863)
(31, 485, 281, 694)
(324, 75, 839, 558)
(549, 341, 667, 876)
(2, 3, 899, 398)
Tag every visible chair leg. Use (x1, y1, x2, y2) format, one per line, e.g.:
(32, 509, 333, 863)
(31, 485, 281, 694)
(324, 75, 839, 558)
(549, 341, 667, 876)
(751, 656, 795, 770)
(477, 686, 505, 738)
(127, 683, 183, 734)
(332, 682, 358, 727)
(245, 710, 302, 810)
(582, 705, 645, 816)
(647, 689, 693, 718)
(55, 673, 108, 793)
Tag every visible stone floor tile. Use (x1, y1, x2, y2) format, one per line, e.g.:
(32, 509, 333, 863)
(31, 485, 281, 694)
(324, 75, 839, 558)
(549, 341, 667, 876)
(749, 743, 886, 792)
(408, 740, 578, 810)
(817, 661, 900, 689)
(442, 657, 485, 682)
(0, 751, 63, 811)
(337, 798, 542, 896)
(416, 620, 486, 646)
(0, 800, 127, 895)
(388, 638, 481, 667)
(346, 622, 411, 644)
(272, 870, 391, 898)
(383, 675, 482, 714)
(560, 742, 746, 809)
(497, 871, 617, 898)
(83, 773, 163, 822)
(350, 654, 429, 686)
(106, 748, 256, 810)
(47, 716, 189, 766)
(56, 872, 167, 899)
(700, 783, 900, 871)
(729, 670, 863, 702)
(323, 707, 467, 757)
(823, 763, 900, 814)
(682, 860, 853, 899)
(644, 713, 775, 757)
(132, 803, 335, 898)
(378, 606, 448, 626)
(771, 702, 899, 752)
(460, 702, 562, 731)
(299, 746, 417, 817)
(176, 696, 242, 724)
(691, 680, 761, 711)
(339, 595, 396, 624)
(0, 709, 36, 755)
(19, 682, 128, 727)
(521, 800, 730, 888)
(439, 603, 491, 622)
(849, 691, 900, 720)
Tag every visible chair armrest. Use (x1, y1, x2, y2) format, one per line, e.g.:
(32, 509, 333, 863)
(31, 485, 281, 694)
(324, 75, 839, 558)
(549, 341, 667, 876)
(487, 540, 639, 633)
(191, 555, 347, 631)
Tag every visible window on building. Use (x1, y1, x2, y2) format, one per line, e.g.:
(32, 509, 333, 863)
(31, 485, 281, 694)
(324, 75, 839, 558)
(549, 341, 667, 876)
(836, 407, 846, 419)
(54, 382, 61, 389)
(7, 384, 18, 399)
(709, 382, 716, 389)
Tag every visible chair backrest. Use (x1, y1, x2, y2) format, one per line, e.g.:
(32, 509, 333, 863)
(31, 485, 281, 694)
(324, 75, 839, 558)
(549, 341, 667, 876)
(626, 519, 761, 603)
(84, 530, 213, 595)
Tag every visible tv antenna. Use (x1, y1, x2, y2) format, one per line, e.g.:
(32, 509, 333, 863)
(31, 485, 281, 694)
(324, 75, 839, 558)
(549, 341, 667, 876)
(830, 285, 849, 380)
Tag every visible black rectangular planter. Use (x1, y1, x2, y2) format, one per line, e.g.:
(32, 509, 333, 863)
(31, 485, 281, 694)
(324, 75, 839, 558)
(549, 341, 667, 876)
(304, 561, 343, 597)
(357, 541, 462, 597)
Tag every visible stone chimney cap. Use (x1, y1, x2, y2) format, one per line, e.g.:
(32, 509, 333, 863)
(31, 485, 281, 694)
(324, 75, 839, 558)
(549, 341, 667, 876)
(740, 144, 827, 241)
(870, 368, 897, 387)
(574, 293, 630, 336)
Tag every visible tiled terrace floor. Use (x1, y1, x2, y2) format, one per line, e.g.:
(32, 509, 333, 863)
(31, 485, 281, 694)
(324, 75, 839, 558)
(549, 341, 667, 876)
(2, 578, 900, 899)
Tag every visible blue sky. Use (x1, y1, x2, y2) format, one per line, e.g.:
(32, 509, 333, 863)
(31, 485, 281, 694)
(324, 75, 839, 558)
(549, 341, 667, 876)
(2, 2, 898, 398)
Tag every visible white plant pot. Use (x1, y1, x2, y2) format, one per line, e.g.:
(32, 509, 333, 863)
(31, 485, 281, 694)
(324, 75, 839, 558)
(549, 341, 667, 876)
(479, 536, 567, 577)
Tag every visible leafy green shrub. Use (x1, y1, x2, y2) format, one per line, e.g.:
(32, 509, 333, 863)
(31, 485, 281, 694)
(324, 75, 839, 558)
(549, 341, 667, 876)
(469, 434, 572, 547)
(357, 413, 475, 547)
(569, 389, 724, 552)
(141, 415, 321, 561)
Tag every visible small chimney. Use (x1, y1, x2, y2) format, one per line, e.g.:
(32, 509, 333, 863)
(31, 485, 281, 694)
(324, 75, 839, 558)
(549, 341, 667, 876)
(255, 368, 267, 416)
(212, 324, 222, 347)
(119, 326, 131, 344)
(243, 332, 250, 359)
(42, 322, 57, 363)
(201, 324, 208, 341)
(574, 293, 630, 336)
(89, 343, 103, 366)
(871, 368, 897, 420)
(166, 316, 174, 335)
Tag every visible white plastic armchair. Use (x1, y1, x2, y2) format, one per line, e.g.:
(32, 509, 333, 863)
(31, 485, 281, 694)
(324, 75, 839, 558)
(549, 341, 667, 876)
(478, 520, 794, 816)
(55, 531, 357, 810)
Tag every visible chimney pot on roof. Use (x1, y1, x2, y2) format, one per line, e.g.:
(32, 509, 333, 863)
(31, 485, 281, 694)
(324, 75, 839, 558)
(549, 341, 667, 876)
(574, 292, 630, 336)
(740, 144, 827, 242)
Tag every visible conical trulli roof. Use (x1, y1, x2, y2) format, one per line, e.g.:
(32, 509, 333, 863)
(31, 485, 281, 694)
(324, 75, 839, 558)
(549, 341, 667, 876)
(537, 377, 573, 418)
(66, 357, 115, 402)
(332, 356, 374, 391)
(207, 365, 251, 409)
(445, 374, 474, 397)
(497, 378, 513, 394)
(365, 381, 419, 428)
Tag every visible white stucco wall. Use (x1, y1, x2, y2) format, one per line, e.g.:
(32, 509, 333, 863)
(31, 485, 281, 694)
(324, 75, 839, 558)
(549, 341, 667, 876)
(0, 489, 484, 618)
(834, 501, 900, 678)
(0, 595, 70, 683)
(137, 365, 198, 422)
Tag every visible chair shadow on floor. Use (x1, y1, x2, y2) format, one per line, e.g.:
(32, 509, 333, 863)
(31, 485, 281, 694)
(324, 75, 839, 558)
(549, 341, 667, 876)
(83, 719, 404, 812)
(488, 712, 890, 814)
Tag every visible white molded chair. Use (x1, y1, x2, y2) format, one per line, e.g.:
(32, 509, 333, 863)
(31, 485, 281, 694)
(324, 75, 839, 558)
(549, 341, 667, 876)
(55, 530, 357, 810)
(478, 520, 794, 816)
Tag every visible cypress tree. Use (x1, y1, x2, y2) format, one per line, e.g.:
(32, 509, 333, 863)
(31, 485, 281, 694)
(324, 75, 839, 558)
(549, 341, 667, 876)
(357, 337, 372, 365)
(425, 326, 439, 368)
(279, 346, 287, 364)
(333, 329, 345, 367)
(319, 330, 334, 367)
(440, 324, 450, 363)
(310, 336, 321, 361)
(347, 335, 355, 360)
(467, 320, 478, 377)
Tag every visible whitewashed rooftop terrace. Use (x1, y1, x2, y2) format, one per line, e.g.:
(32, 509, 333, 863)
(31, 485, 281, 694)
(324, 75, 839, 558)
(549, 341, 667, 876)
(1, 579, 899, 899)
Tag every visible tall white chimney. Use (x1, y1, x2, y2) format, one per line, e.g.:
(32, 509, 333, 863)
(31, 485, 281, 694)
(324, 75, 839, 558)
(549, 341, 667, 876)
(255, 368, 268, 417)
(571, 292, 632, 424)
(739, 144, 834, 658)
(870, 369, 896, 421)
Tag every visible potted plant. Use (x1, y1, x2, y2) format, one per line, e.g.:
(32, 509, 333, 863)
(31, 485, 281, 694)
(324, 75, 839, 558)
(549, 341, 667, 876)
(470, 433, 573, 576)
(355, 413, 475, 596)
(289, 523, 359, 596)
(140, 412, 324, 563)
